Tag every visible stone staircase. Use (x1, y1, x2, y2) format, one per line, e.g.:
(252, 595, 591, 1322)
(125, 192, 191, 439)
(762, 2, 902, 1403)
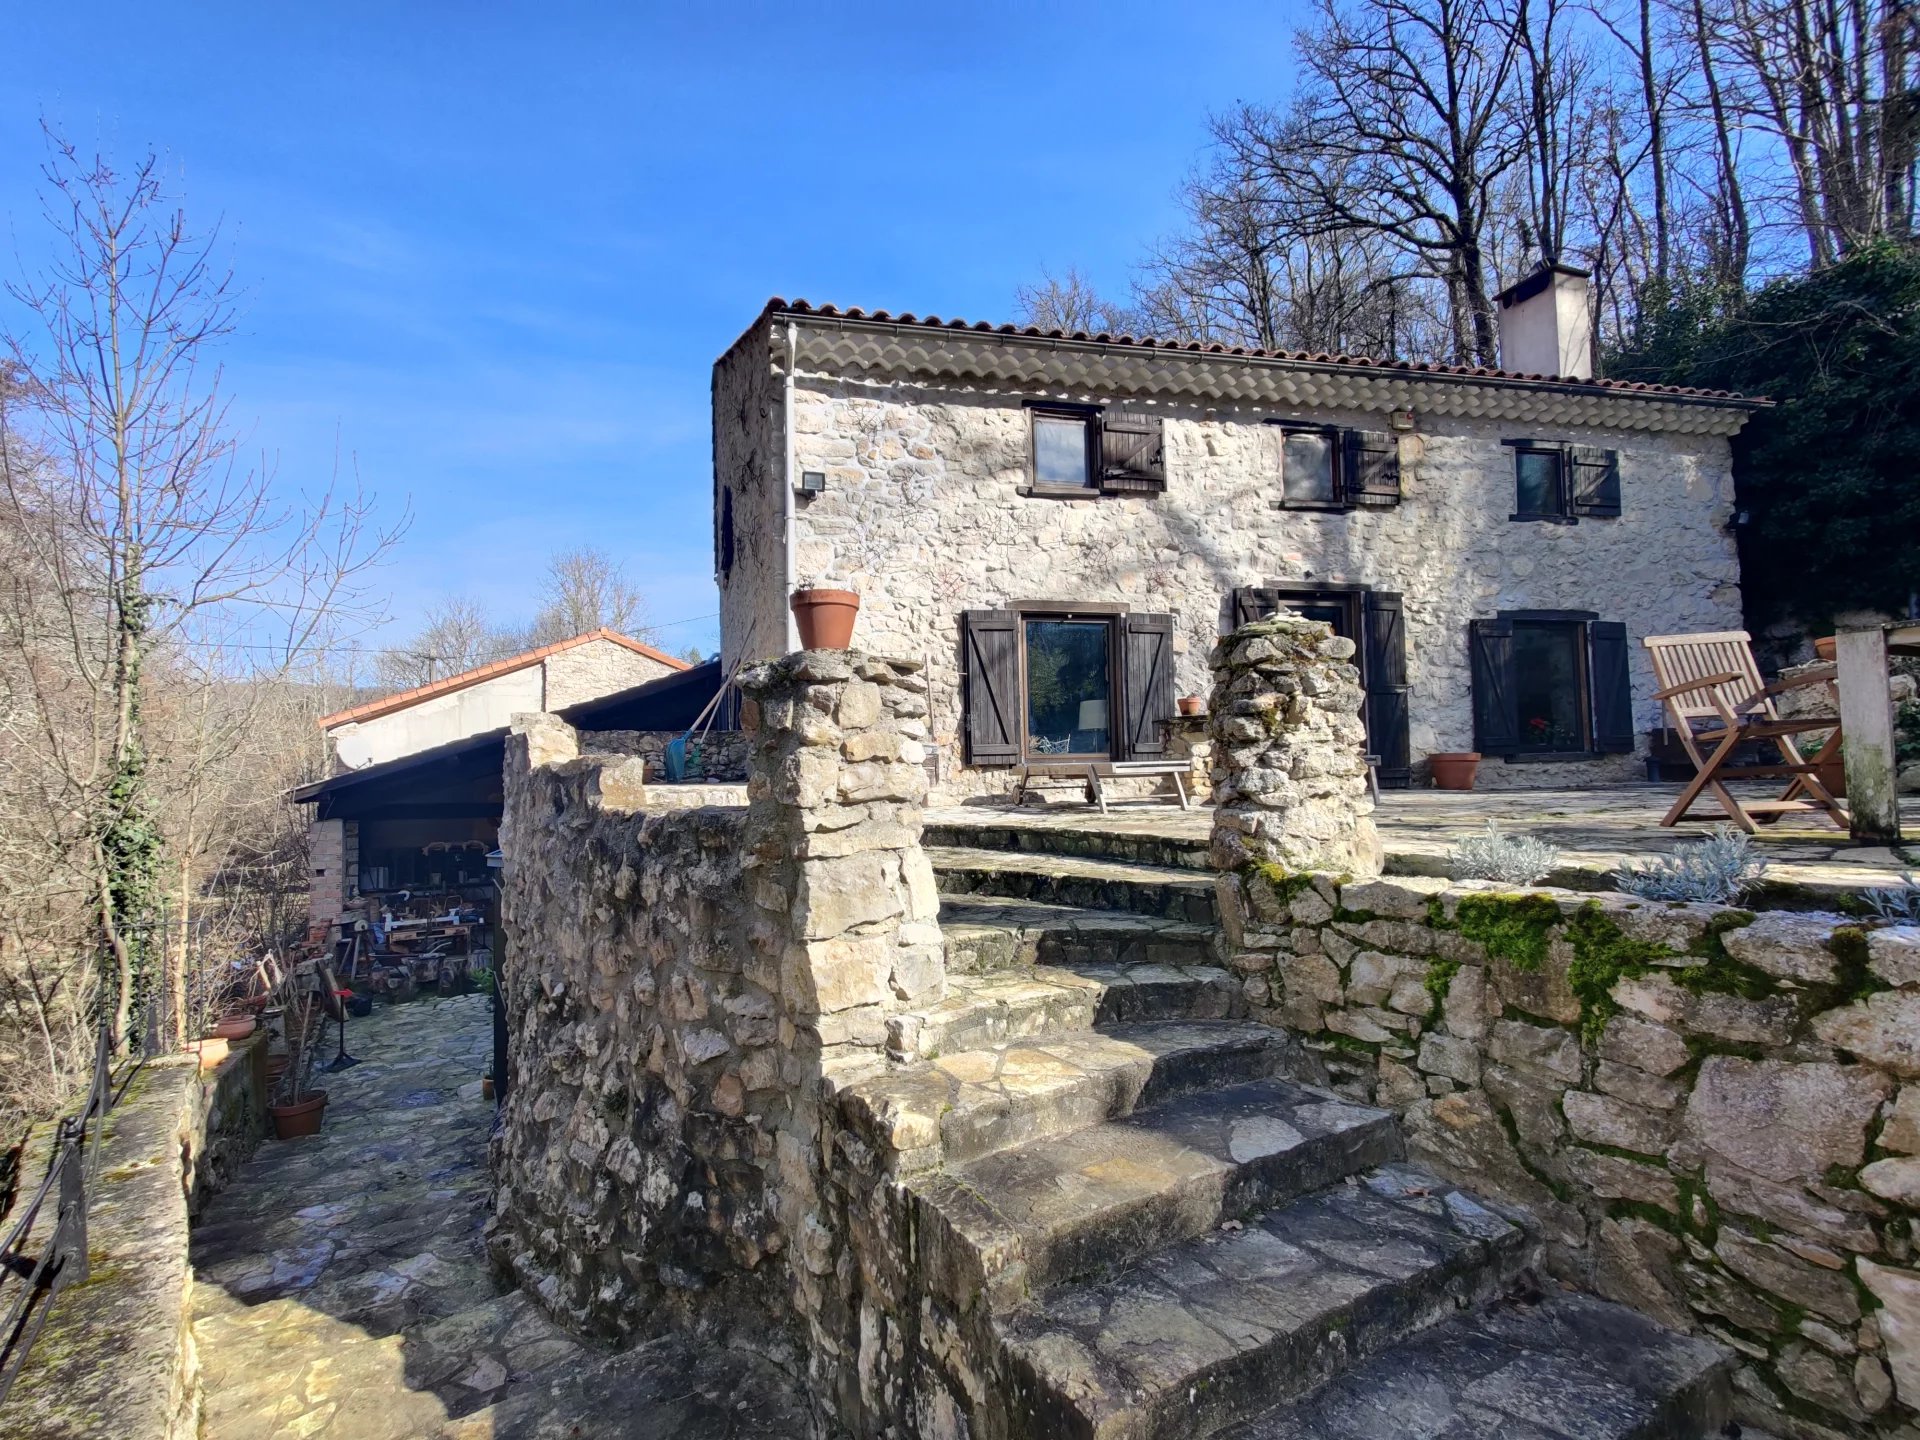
(833, 818, 1735, 1440)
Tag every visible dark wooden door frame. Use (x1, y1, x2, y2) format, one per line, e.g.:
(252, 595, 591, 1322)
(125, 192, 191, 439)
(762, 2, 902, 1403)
(1012, 605, 1125, 764)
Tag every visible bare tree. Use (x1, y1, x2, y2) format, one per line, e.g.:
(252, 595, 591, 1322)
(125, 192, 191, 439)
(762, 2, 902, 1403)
(527, 545, 650, 645)
(1217, 0, 1537, 364)
(375, 596, 517, 690)
(0, 131, 400, 1060)
(1707, 0, 1920, 265)
(1013, 268, 1139, 333)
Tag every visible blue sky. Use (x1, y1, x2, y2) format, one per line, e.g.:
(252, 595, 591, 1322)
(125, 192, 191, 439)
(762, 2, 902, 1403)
(0, 2, 1300, 663)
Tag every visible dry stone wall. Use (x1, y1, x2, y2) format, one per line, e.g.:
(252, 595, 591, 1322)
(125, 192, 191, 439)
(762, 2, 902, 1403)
(1209, 623, 1920, 1438)
(487, 653, 940, 1387)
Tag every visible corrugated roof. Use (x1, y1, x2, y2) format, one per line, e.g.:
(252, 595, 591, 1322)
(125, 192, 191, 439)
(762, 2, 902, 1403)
(318, 628, 690, 729)
(747, 298, 1765, 406)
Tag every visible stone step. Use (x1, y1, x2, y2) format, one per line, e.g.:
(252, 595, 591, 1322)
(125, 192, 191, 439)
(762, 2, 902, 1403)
(890, 962, 1247, 1062)
(995, 1167, 1536, 1440)
(1218, 1292, 1733, 1440)
(924, 818, 1212, 873)
(838, 1020, 1310, 1173)
(940, 895, 1219, 974)
(909, 1078, 1399, 1313)
(928, 845, 1217, 925)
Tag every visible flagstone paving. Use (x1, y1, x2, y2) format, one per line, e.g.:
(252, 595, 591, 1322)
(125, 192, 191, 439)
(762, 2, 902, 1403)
(929, 781, 1920, 896)
(189, 993, 809, 1440)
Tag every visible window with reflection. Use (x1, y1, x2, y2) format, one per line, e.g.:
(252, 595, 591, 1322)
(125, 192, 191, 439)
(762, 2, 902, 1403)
(1024, 619, 1111, 756)
(1031, 412, 1093, 489)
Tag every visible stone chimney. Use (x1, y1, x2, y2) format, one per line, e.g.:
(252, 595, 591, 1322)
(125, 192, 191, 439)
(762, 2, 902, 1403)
(1494, 262, 1594, 380)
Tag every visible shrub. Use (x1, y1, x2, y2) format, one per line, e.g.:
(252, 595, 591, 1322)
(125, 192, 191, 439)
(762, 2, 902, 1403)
(1863, 872, 1920, 922)
(1613, 825, 1767, 904)
(1449, 822, 1560, 886)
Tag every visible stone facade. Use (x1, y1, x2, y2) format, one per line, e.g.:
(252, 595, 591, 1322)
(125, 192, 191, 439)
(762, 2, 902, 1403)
(1207, 616, 1382, 876)
(714, 306, 1754, 799)
(486, 653, 939, 1384)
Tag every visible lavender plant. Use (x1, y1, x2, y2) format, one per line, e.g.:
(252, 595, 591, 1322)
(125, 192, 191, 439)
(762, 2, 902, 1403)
(1862, 872, 1920, 922)
(1613, 826, 1768, 904)
(1449, 822, 1561, 886)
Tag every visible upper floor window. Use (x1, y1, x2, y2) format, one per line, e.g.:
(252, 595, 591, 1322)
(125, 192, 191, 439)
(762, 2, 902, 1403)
(1031, 408, 1095, 490)
(1505, 440, 1621, 522)
(1024, 403, 1166, 497)
(1268, 422, 1401, 510)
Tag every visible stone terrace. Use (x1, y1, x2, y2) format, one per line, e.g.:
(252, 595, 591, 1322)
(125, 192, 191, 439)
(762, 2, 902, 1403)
(928, 782, 1920, 903)
(188, 994, 806, 1440)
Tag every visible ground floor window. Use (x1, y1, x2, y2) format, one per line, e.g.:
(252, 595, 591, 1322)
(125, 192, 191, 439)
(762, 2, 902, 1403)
(1024, 618, 1111, 756)
(1470, 611, 1634, 759)
(962, 607, 1173, 767)
(1511, 620, 1589, 753)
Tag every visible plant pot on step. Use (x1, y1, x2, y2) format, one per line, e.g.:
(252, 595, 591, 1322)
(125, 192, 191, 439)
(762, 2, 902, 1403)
(481, 1075, 495, 1102)
(790, 588, 860, 650)
(1428, 752, 1482, 791)
(213, 1014, 256, 1042)
(1177, 695, 1206, 717)
(270, 1092, 328, 1140)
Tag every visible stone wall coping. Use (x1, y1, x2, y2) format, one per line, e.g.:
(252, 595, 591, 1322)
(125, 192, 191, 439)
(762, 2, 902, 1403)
(0, 1038, 265, 1440)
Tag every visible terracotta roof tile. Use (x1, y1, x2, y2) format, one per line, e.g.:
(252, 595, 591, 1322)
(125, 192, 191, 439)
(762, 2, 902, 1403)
(318, 628, 689, 729)
(757, 297, 1765, 404)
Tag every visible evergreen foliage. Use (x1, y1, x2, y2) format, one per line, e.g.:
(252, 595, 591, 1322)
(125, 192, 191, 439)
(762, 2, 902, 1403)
(1611, 247, 1920, 630)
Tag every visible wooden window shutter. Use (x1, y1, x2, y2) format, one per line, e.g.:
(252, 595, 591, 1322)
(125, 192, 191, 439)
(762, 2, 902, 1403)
(1469, 618, 1519, 755)
(1344, 429, 1402, 506)
(1231, 586, 1284, 629)
(1099, 412, 1166, 494)
(1363, 591, 1412, 787)
(1119, 612, 1176, 759)
(1568, 445, 1621, 517)
(961, 611, 1020, 766)
(1587, 620, 1636, 752)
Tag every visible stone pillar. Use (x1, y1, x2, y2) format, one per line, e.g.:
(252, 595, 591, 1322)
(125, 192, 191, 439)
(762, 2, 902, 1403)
(739, 650, 945, 1072)
(1207, 616, 1381, 877)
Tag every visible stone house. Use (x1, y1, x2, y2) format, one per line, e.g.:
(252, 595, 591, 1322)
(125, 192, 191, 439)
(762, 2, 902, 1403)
(713, 269, 1764, 796)
(300, 628, 689, 935)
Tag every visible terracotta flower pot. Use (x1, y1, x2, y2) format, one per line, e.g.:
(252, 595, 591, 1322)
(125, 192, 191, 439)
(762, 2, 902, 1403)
(1428, 752, 1482, 791)
(481, 1075, 496, 1102)
(1177, 696, 1206, 717)
(1813, 635, 1837, 662)
(213, 1014, 256, 1042)
(186, 1037, 229, 1070)
(790, 588, 860, 650)
(270, 1092, 328, 1140)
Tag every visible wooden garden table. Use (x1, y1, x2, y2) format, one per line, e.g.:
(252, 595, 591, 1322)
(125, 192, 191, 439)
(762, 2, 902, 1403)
(1835, 621, 1920, 844)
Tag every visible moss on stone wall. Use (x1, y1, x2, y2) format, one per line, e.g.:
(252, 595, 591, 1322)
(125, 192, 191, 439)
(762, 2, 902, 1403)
(1439, 893, 1563, 972)
(1565, 904, 1668, 1045)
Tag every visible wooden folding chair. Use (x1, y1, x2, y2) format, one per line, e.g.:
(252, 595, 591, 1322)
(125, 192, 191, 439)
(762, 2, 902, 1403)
(1642, 630, 1847, 831)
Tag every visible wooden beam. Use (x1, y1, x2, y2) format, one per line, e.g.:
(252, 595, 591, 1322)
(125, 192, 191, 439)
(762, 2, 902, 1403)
(1836, 626, 1902, 845)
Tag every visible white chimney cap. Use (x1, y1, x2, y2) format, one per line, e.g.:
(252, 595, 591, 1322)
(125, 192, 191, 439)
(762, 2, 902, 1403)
(1495, 263, 1594, 381)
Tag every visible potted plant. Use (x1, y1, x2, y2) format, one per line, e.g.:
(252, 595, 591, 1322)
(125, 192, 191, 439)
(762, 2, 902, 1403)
(268, 980, 328, 1140)
(212, 1011, 256, 1041)
(790, 581, 860, 650)
(1428, 752, 1482, 790)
